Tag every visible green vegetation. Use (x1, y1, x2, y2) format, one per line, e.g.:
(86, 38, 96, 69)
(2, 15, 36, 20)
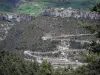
(0, 0, 100, 14)
(15, 0, 100, 14)
(92, 2, 100, 13)
(0, 50, 100, 75)
(16, 2, 43, 14)
(88, 41, 100, 53)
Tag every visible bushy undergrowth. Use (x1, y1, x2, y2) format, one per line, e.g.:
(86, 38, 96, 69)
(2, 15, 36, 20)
(0, 50, 100, 75)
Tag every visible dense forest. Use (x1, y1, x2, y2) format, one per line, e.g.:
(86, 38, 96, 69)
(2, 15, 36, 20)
(0, 50, 100, 75)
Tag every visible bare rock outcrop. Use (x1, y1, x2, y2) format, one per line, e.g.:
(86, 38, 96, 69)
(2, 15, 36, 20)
(42, 7, 100, 20)
(0, 13, 35, 22)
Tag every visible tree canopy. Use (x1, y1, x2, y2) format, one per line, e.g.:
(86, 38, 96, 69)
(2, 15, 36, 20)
(92, 2, 100, 13)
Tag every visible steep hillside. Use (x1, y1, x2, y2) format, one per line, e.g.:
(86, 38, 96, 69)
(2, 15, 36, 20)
(2, 16, 99, 51)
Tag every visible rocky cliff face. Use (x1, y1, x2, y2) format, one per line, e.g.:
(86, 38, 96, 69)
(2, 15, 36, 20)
(42, 7, 100, 20)
(0, 13, 35, 44)
(0, 13, 35, 22)
(0, 22, 14, 41)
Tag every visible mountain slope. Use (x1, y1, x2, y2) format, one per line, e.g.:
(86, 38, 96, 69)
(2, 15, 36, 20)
(2, 16, 98, 51)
